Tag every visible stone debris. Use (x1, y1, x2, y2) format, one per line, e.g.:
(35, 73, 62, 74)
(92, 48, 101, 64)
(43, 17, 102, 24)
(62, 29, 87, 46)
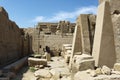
(2, 0, 120, 80)
(74, 70, 120, 80)
(28, 57, 47, 67)
(113, 63, 120, 71)
(101, 65, 111, 75)
(72, 54, 95, 71)
(50, 69, 60, 80)
(90, 70, 97, 77)
(95, 68, 102, 75)
(34, 69, 52, 78)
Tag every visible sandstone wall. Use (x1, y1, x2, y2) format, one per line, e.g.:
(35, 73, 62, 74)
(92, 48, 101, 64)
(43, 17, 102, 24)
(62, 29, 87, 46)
(99, 0, 120, 62)
(0, 7, 22, 67)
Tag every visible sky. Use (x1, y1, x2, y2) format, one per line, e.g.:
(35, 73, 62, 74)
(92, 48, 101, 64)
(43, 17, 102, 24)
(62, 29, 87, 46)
(0, 0, 98, 28)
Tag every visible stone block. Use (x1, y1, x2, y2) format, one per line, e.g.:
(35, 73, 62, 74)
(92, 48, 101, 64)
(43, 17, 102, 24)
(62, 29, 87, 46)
(73, 54, 95, 71)
(101, 65, 111, 75)
(75, 59, 95, 71)
(92, 1, 116, 68)
(28, 57, 47, 67)
(114, 63, 120, 71)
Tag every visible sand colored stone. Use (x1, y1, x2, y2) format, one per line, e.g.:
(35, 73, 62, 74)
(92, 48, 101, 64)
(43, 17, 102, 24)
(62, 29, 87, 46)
(28, 57, 47, 67)
(92, 1, 116, 68)
(77, 14, 92, 54)
(69, 25, 82, 68)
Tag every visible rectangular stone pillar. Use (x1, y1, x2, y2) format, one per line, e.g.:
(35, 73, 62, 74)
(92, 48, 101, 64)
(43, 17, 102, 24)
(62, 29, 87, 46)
(92, 1, 116, 68)
(69, 25, 82, 68)
(77, 14, 91, 55)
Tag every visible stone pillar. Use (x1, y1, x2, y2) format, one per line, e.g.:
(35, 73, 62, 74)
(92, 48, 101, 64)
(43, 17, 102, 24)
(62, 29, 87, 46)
(77, 14, 91, 55)
(69, 25, 82, 68)
(92, 1, 116, 68)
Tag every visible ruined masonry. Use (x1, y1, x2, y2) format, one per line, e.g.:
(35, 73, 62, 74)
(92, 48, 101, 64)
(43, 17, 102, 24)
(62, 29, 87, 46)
(0, 7, 32, 68)
(92, 1, 116, 68)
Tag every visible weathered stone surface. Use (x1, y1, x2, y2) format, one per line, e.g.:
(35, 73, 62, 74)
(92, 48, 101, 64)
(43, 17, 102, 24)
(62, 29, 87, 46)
(50, 69, 60, 80)
(90, 70, 97, 77)
(99, 0, 120, 14)
(71, 25, 82, 55)
(72, 54, 95, 71)
(74, 71, 120, 80)
(34, 69, 52, 78)
(101, 65, 111, 75)
(95, 68, 102, 75)
(69, 25, 82, 68)
(114, 63, 120, 71)
(112, 15, 120, 62)
(77, 14, 91, 55)
(92, 1, 116, 68)
(4, 57, 27, 72)
(28, 57, 47, 67)
(0, 7, 22, 67)
(69, 14, 96, 68)
(50, 67, 70, 77)
(60, 76, 71, 80)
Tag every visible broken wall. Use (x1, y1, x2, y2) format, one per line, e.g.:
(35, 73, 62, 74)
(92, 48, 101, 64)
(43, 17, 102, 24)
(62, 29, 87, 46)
(0, 7, 22, 67)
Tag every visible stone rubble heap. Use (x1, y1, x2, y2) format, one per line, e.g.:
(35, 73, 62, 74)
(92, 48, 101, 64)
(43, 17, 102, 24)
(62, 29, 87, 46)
(74, 63, 120, 80)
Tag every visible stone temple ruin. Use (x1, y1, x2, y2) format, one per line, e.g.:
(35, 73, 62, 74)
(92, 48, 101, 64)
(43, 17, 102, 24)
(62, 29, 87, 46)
(1, 0, 120, 80)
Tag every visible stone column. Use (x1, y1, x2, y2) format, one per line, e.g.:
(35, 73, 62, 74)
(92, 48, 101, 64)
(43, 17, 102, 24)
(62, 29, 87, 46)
(92, 1, 116, 68)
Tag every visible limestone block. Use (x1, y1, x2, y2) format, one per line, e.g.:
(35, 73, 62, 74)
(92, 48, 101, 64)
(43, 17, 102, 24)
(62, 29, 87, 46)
(73, 54, 95, 71)
(90, 70, 97, 77)
(92, 1, 116, 68)
(28, 57, 47, 67)
(75, 59, 95, 71)
(114, 63, 120, 71)
(69, 25, 82, 66)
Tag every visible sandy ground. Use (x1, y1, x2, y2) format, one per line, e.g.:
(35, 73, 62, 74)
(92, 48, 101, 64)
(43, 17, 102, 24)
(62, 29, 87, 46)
(12, 57, 71, 80)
